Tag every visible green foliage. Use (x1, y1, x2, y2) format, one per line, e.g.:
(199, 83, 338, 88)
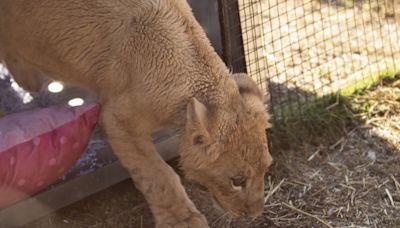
(340, 65, 399, 97)
(338, 0, 354, 8)
(270, 95, 355, 149)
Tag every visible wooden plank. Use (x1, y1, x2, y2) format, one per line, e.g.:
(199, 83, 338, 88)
(0, 135, 179, 227)
(189, 0, 223, 56)
(218, 0, 247, 73)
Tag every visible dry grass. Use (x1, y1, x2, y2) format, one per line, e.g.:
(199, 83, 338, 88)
(350, 77, 400, 148)
(240, 78, 400, 228)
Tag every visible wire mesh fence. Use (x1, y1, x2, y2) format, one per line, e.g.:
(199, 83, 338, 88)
(228, 0, 400, 119)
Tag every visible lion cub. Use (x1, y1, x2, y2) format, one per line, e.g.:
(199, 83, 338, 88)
(0, 0, 272, 227)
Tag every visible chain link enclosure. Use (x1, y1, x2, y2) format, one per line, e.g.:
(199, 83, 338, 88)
(220, 0, 400, 118)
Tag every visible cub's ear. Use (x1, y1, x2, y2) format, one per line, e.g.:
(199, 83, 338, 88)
(233, 73, 270, 128)
(186, 98, 210, 145)
(232, 73, 264, 101)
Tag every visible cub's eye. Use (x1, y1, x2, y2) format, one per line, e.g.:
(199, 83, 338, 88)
(231, 176, 247, 189)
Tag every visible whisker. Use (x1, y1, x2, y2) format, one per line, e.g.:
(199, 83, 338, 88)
(251, 214, 259, 222)
(226, 215, 233, 227)
(211, 213, 225, 226)
(211, 212, 229, 228)
(218, 213, 232, 228)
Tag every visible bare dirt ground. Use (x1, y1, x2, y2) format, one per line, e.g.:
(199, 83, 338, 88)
(260, 0, 400, 108)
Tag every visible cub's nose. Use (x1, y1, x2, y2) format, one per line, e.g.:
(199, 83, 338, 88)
(245, 200, 264, 219)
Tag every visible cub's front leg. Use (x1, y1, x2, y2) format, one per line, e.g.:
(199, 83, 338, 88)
(100, 105, 208, 228)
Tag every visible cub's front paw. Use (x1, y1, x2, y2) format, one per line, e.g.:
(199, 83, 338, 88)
(157, 211, 208, 228)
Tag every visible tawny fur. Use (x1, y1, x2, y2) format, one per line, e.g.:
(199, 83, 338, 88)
(0, 0, 273, 227)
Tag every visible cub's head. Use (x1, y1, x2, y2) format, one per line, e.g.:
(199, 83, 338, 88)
(180, 73, 272, 219)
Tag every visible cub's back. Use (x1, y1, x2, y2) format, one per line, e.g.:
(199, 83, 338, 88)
(0, 0, 168, 87)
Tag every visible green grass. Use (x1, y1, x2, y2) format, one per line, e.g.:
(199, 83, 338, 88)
(269, 66, 400, 149)
(318, 68, 331, 79)
(340, 65, 400, 97)
(338, 0, 355, 8)
(270, 95, 354, 149)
